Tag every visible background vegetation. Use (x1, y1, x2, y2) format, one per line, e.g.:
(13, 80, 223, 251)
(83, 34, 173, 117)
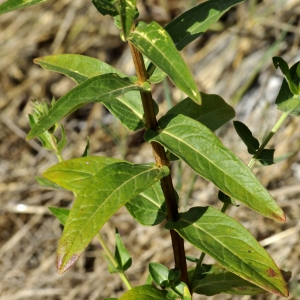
(0, 0, 300, 299)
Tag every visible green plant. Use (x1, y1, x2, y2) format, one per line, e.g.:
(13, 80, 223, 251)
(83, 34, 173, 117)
(1, 0, 299, 299)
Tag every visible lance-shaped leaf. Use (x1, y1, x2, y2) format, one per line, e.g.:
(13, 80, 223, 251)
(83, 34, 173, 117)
(34, 54, 125, 85)
(233, 121, 259, 154)
(166, 207, 288, 297)
(128, 21, 201, 104)
(44, 162, 169, 274)
(189, 264, 272, 296)
(0, 0, 51, 14)
(125, 182, 167, 226)
(48, 207, 70, 226)
(116, 0, 137, 40)
(27, 74, 150, 140)
(34, 54, 157, 130)
(91, 0, 118, 16)
(273, 57, 299, 95)
(145, 114, 285, 222)
(165, 0, 244, 51)
(276, 61, 300, 117)
(166, 93, 235, 131)
(119, 285, 168, 300)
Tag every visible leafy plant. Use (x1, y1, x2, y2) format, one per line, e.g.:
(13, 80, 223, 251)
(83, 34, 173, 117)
(2, 0, 299, 298)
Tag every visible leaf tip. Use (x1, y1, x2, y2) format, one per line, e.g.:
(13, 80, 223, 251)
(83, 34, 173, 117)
(272, 211, 286, 223)
(57, 253, 79, 275)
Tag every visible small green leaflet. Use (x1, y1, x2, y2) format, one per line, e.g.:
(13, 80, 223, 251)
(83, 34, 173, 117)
(0, 0, 51, 15)
(166, 206, 288, 297)
(145, 114, 285, 222)
(48, 207, 70, 226)
(27, 74, 150, 140)
(119, 285, 168, 300)
(128, 21, 201, 104)
(275, 61, 300, 117)
(166, 92, 235, 131)
(43, 161, 169, 274)
(273, 57, 299, 95)
(233, 121, 259, 154)
(148, 262, 169, 286)
(114, 228, 132, 272)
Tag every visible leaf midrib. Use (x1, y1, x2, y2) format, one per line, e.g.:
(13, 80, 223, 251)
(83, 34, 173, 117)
(159, 125, 257, 205)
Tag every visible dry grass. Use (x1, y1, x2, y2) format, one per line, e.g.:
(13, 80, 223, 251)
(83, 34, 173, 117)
(0, 0, 300, 299)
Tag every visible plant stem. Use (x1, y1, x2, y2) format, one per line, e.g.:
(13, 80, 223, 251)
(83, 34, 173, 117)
(190, 252, 205, 286)
(96, 233, 132, 290)
(128, 40, 189, 287)
(191, 111, 289, 291)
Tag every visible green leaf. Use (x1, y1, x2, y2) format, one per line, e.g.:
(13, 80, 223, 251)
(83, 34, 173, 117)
(165, 0, 244, 51)
(116, 0, 136, 40)
(45, 162, 169, 274)
(43, 156, 167, 226)
(34, 54, 125, 85)
(125, 182, 167, 226)
(34, 54, 156, 131)
(128, 21, 201, 104)
(48, 207, 70, 226)
(233, 121, 259, 154)
(35, 176, 63, 190)
(119, 285, 168, 300)
(273, 57, 299, 95)
(114, 228, 132, 272)
(27, 74, 149, 140)
(166, 93, 235, 131)
(166, 206, 288, 297)
(189, 264, 267, 296)
(42, 156, 124, 194)
(145, 114, 285, 222)
(91, 0, 118, 16)
(276, 61, 300, 116)
(149, 262, 169, 286)
(0, 0, 50, 14)
(257, 149, 275, 166)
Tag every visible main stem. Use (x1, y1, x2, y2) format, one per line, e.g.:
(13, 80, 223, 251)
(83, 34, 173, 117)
(128, 42, 189, 286)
